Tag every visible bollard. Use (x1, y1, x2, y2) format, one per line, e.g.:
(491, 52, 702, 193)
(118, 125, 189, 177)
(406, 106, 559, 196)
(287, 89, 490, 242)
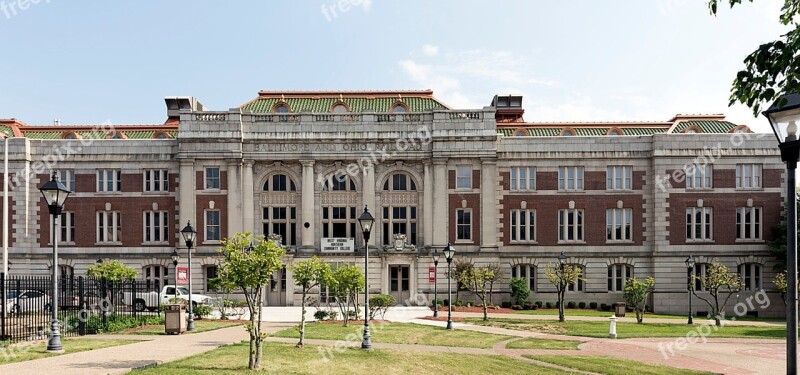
(609, 315, 618, 339)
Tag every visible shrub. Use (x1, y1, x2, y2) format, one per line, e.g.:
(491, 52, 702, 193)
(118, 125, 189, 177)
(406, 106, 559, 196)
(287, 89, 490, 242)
(566, 301, 577, 309)
(589, 302, 598, 309)
(193, 304, 212, 319)
(545, 302, 553, 309)
(522, 302, 535, 310)
(600, 303, 612, 311)
(509, 278, 531, 305)
(511, 304, 522, 310)
(453, 300, 464, 307)
(501, 301, 513, 308)
(578, 302, 587, 309)
(327, 310, 339, 321)
(534, 301, 543, 308)
(347, 309, 357, 318)
(432, 298, 445, 307)
(66, 314, 165, 334)
(369, 294, 395, 320)
(314, 310, 328, 321)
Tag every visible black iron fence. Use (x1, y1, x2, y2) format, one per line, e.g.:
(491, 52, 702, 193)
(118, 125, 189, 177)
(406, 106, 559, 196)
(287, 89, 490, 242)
(1, 274, 160, 343)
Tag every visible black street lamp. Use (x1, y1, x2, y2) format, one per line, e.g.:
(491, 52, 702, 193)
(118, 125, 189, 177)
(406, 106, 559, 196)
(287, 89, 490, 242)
(764, 94, 800, 374)
(171, 249, 180, 302)
(432, 250, 440, 318)
(39, 171, 71, 352)
(443, 243, 455, 330)
(685, 255, 696, 325)
(180, 222, 197, 331)
(357, 206, 375, 350)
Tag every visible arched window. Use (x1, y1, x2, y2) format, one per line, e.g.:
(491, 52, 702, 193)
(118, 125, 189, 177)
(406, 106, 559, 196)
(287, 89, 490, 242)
(560, 128, 576, 136)
(143, 265, 169, 291)
(382, 173, 417, 191)
(683, 126, 702, 134)
(514, 129, 527, 137)
(392, 105, 406, 113)
(607, 128, 623, 136)
(275, 104, 290, 113)
(323, 174, 356, 191)
(331, 104, 349, 113)
(62, 132, 80, 140)
(607, 264, 633, 292)
(263, 174, 297, 192)
(153, 131, 172, 139)
(381, 173, 419, 247)
(511, 264, 536, 292)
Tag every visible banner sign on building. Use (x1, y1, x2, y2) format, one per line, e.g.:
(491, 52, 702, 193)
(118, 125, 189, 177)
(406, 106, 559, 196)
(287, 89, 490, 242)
(321, 238, 355, 252)
(177, 266, 188, 284)
(429, 267, 436, 283)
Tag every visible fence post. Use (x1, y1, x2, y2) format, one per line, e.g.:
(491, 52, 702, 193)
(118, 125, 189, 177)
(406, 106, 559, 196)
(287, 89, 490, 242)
(132, 279, 137, 319)
(78, 276, 85, 336)
(1, 272, 6, 341)
(101, 277, 107, 327)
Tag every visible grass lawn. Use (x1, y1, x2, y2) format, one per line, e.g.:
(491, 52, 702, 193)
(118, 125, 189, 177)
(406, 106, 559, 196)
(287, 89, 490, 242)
(527, 355, 713, 375)
(125, 320, 243, 335)
(132, 341, 566, 374)
(465, 318, 786, 339)
(513, 309, 786, 322)
(271, 321, 512, 348)
(506, 338, 582, 350)
(0, 338, 142, 364)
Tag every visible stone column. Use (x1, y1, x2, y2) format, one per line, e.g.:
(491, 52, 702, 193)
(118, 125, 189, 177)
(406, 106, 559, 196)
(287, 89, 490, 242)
(227, 160, 242, 235)
(362, 163, 376, 247)
(300, 160, 316, 251)
(423, 161, 433, 247)
(178, 160, 195, 234)
(480, 159, 498, 251)
(432, 159, 447, 247)
(242, 161, 254, 234)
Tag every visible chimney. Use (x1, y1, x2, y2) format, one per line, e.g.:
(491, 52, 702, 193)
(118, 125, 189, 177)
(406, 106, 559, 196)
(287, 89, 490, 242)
(53, 119, 61, 126)
(164, 97, 206, 119)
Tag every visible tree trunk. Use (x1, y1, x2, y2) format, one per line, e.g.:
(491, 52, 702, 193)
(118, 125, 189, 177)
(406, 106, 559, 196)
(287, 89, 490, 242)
(482, 293, 488, 321)
(297, 289, 306, 348)
(558, 289, 565, 322)
(636, 310, 643, 323)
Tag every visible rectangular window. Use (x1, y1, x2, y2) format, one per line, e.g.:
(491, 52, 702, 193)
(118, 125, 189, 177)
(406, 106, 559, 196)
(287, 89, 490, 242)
(736, 207, 762, 241)
(511, 265, 535, 292)
(692, 263, 710, 291)
(509, 209, 536, 243)
(322, 206, 356, 239)
(567, 265, 585, 292)
(456, 209, 472, 241)
(738, 263, 762, 291)
(509, 167, 536, 191)
(558, 166, 584, 191)
(144, 169, 169, 192)
(606, 166, 632, 190)
(96, 211, 121, 243)
(205, 266, 218, 292)
(143, 210, 169, 243)
(205, 210, 221, 241)
(205, 167, 220, 190)
(607, 264, 632, 292)
(686, 165, 712, 189)
(606, 208, 633, 242)
(56, 170, 75, 192)
(686, 207, 713, 241)
(382, 206, 418, 246)
(558, 209, 584, 242)
(736, 164, 762, 189)
(97, 170, 121, 192)
(262, 206, 297, 246)
(456, 167, 472, 189)
(52, 211, 75, 243)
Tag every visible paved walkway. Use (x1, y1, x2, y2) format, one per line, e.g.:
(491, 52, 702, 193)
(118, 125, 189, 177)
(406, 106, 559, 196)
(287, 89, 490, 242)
(450, 311, 785, 327)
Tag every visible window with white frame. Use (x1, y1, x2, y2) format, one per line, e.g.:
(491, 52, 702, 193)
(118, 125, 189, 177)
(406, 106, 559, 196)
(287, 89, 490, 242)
(686, 207, 713, 241)
(382, 206, 418, 246)
(456, 167, 472, 189)
(205, 266, 218, 292)
(691, 263, 711, 291)
(56, 170, 75, 191)
(143, 265, 168, 291)
(567, 265, 585, 292)
(736, 164, 762, 189)
(96, 211, 121, 243)
(144, 169, 169, 192)
(510, 167, 536, 191)
(264, 174, 297, 192)
(456, 208, 472, 241)
(322, 207, 357, 238)
(322, 174, 356, 191)
(738, 263, 763, 291)
(52, 211, 75, 243)
(263, 206, 297, 246)
(606, 166, 632, 190)
(509, 209, 536, 242)
(383, 173, 417, 191)
(558, 208, 584, 242)
(205, 167, 220, 190)
(558, 166, 584, 191)
(511, 264, 536, 292)
(685, 165, 712, 189)
(606, 208, 632, 242)
(608, 264, 633, 292)
(205, 210, 221, 241)
(97, 169, 121, 192)
(736, 207, 762, 241)
(143, 210, 169, 243)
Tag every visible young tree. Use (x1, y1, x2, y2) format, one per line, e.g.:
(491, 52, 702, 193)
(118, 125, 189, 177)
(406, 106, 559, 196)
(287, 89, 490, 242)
(509, 278, 531, 306)
(87, 260, 137, 306)
(486, 263, 503, 305)
(216, 232, 285, 371)
(456, 265, 495, 321)
(774, 270, 788, 304)
(623, 276, 656, 323)
(288, 256, 333, 348)
(545, 263, 583, 322)
(451, 258, 474, 303)
(692, 261, 744, 326)
(331, 264, 364, 327)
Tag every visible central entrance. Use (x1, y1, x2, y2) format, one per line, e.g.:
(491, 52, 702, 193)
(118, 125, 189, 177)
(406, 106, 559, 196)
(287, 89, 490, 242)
(389, 265, 410, 302)
(266, 266, 287, 306)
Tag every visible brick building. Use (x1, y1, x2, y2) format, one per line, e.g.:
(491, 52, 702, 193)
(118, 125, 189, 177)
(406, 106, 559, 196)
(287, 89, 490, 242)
(0, 90, 785, 315)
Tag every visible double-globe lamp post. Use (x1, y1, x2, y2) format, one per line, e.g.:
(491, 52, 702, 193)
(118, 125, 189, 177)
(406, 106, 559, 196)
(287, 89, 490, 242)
(685, 255, 695, 325)
(171, 249, 180, 302)
(763, 94, 800, 374)
(432, 250, 440, 318)
(443, 243, 455, 330)
(180, 222, 197, 332)
(357, 206, 375, 350)
(39, 172, 71, 353)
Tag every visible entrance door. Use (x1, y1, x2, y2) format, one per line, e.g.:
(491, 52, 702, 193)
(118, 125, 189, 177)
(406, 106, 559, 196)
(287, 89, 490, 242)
(389, 265, 411, 302)
(266, 266, 287, 306)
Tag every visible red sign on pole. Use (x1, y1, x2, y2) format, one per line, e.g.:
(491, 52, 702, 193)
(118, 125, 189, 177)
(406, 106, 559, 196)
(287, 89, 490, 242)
(177, 266, 188, 284)
(429, 266, 436, 283)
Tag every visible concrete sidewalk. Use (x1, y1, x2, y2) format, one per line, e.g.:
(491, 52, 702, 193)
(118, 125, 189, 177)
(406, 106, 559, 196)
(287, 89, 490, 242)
(0, 323, 291, 375)
(450, 311, 785, 327)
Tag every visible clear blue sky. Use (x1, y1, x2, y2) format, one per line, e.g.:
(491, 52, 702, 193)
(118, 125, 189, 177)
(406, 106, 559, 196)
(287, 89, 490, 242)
(0, 0, 787, 131)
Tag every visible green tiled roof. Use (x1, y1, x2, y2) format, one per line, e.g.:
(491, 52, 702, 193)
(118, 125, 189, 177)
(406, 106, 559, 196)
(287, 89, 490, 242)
(0, 125, 12, 137)
(497, 127, 668, 137)
(574, 128, 607, 136)
(623, 128, 667, 135)
(22, 130, 176, 140)
(672, 120, 738, 134)
(242, 97, 446, 113)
